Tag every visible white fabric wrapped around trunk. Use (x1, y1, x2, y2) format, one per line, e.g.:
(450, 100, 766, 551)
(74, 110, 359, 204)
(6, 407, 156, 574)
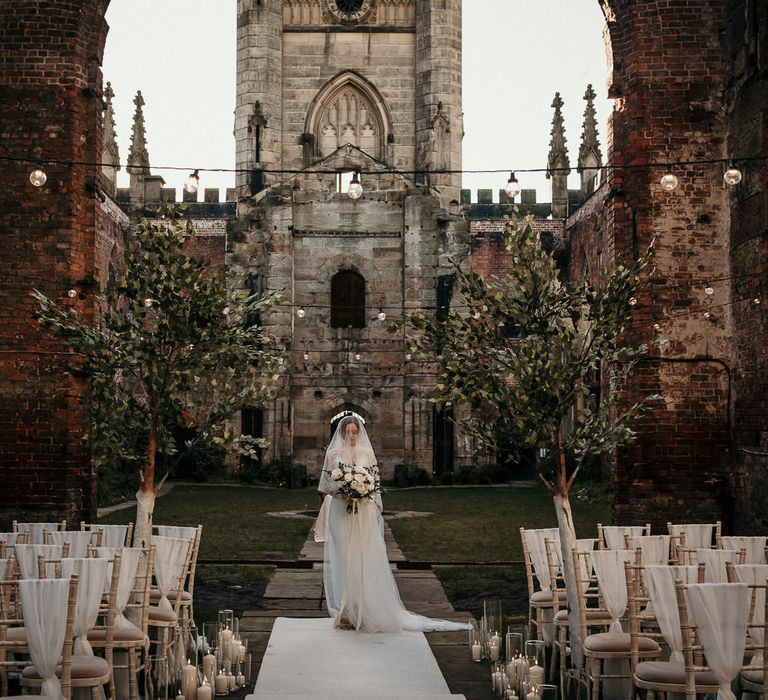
(644, 564, 700, 664)
(590, 549, 634, 632)
(19, 577, 71, 700)
(60, 558, 108, 656)
(721, 537, 767, 565)
(686, 583, 749, 700)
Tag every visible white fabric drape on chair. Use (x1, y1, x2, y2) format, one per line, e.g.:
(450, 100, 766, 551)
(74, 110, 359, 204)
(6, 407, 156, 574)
(0, 532, 23, 547)
(525, 528, 560, 591)
(95, 547, 142, 635)
(155, 525, 197, 540)
(60, 558, 108, 656)
(151, 536, 190, 612)
(14, 544, 65, 578)
(732, 564, 768, 666)
(590, 549, 634, 632)
(669, 523, 715, 550)
(686, 582, 749, 700)
(644, 564, 701, 664)
(721, 537, 767, 565)
(628, 535, 670, 565)
(602, 526, 646, 550)
(696, 549, 742, 583)
(0, 558, 9, 580)
(15, 523, 61, 545)
(87, 525, 130, 548)
(47, 532, 96, 558)
(19, 577, 71, 700)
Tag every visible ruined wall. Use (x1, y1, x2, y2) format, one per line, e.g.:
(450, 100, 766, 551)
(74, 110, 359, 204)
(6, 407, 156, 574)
(0, 0, 110, 525)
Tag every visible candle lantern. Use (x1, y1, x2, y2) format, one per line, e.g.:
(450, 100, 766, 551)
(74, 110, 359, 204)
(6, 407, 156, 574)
(506, 631, 524, 663)
(468, 619, 483, 662)
(538, 684, 558, 700)
(145, 655, 169, 700)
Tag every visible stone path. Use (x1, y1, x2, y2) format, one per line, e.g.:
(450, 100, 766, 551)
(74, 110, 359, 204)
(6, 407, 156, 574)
(238, 521, 490, 700)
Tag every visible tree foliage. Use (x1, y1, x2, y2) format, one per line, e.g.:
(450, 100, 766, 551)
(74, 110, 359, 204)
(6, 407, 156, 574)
(33, 207, 282, 488)
(398, 211, 659, 489)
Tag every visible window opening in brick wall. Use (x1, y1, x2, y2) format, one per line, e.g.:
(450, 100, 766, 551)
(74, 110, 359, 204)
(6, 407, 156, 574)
(337, 170, 356, 194)
(331, 269, 366, 328)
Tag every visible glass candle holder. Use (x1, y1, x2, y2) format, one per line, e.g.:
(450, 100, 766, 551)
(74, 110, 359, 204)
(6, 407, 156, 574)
(201, 623, 219, 683)
(145, 655, 169, 700)
(469, 619, 483, 662)
(525, 639, 547, 686)
(539, 683, 558, 700)
(506, 631, 524, 663)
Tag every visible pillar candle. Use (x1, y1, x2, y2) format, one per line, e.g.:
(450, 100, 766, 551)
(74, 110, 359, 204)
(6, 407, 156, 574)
(236, 674, 245, 687)
(202, 654, 216, 682)
(492, 670, 501, 693)
(214, 671, 228, 695)
(506, 662, 517, 683)
(507, 692, 518, 700)
(182, 661, 197, 700)
(490, 643, 500, 661)
(176, 695, 184, 700)
(471, 643, 482, 661)
(528, 664, 545, 687)
(197, 682, 212, 700)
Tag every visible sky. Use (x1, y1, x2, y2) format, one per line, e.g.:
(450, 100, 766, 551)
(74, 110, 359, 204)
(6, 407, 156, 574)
(103, 0, 611, 203)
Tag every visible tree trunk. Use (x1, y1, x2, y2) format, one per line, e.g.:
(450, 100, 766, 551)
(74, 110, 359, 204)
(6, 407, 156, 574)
(553, 430, 585, 671)
(133, 417, 158, 547)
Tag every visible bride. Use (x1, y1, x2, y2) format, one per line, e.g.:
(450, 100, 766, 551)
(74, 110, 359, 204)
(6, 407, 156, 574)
(315, 415, 469, 633)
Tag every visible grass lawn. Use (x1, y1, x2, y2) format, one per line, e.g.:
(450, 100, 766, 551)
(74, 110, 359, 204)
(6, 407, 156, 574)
(99, 482, 611, 624)
(385, 483, 612, 562)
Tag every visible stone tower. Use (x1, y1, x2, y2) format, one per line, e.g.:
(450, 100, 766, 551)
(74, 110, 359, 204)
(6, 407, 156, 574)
(231, 0, 469, 479)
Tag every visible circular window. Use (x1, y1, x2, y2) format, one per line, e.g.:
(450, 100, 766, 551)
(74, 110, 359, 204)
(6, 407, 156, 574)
(326, 0, 374, 24)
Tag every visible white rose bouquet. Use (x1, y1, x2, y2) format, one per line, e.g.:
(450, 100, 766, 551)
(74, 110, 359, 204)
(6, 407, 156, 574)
(327, 462, 381, 513)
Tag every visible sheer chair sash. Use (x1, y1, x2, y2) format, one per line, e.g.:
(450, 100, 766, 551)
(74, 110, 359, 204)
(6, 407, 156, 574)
(60, 558, 108, 656)
(590, 549, 634, 632)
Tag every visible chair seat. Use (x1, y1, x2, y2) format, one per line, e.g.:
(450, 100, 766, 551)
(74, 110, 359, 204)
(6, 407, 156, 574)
(741, 668, 764, 686)
(150, 589, 192, 602)
(555, 609, 612, 623)
(22, 655, 111, 681)
(584, 632, 660, 656)
(148, 605, 178, 623)
(5, 626, 27, 642)
(635, 661, 719, 688)
(88, 627, 145, 643)
(530, 589, 568, 605)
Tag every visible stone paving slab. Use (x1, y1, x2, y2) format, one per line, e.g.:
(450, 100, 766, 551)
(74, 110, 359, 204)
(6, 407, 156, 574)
(239, 522, 490, 700)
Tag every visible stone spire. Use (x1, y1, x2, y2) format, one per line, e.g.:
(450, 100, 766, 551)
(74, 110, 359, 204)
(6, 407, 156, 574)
(126, 90, 163, 207)
(127, 90, 150, 171)
(547, 92, 570, 218)
(578, 84, 603, 195)
(101, 82, 121, 193)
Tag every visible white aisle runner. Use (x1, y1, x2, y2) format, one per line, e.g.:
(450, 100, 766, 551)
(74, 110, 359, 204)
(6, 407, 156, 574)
(246, 617, 466, 700)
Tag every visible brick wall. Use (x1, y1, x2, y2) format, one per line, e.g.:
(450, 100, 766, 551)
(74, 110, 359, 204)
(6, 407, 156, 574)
(0, 0, 110, 526)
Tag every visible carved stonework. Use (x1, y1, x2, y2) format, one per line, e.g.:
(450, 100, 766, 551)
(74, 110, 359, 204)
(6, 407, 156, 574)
(323, 0, 377, 25)
(317, 86, 380, 157)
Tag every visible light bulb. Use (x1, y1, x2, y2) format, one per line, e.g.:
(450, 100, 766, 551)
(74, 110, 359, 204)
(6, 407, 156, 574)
(754, 298, 762, 305)
(628, 296, 637, 306)
(504, 172, 521, 199)
(29, 166, 47, 187)
(67, 289, 77, 298)
(223, 306, 230, 315)
(703, 311, 711, 319)
(296, 306, 306, 318)
(723, 167, 742, 186)
(377, 309, 386, 322)
(302, 352, 309, 361)
(704, 283, 714, 296)
(144, 298, 153, 308)
(653, 323, 661, 331)
(184, 169, 200, 194)
(660, 172, 678, 191)
(354, 352, 362, 361)
(405, 353, 412, 361)
(347, 172, 363, 200)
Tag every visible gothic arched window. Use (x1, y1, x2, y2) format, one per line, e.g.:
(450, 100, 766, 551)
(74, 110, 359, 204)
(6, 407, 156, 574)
(331, 270, 366, 328)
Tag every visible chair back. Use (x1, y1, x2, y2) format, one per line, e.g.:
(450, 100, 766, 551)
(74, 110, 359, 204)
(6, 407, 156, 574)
(598, 523, 650, 550)
(589, 548, 635, 631)
(18, 575, 79, 699)
(626, 535, 671, 565)
(44, 530, 97, 558)
(667, 522, 721, 558)
(719, 536, 767, 565)
(520, 527, 560, 593)
(12, 521, 66, 544)
(82, 522, 134, 548)
(14, 543, 69, 578)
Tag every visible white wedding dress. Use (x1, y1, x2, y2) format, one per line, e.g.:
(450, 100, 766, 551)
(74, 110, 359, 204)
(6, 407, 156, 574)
(315, 417, 469, 633)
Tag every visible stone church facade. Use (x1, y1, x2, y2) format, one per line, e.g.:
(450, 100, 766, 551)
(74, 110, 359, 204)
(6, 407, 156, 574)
(0, 0, 766, 529)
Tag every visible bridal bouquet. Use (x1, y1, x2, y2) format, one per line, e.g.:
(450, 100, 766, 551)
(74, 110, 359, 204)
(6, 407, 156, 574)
(329, 462, 381, 513)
